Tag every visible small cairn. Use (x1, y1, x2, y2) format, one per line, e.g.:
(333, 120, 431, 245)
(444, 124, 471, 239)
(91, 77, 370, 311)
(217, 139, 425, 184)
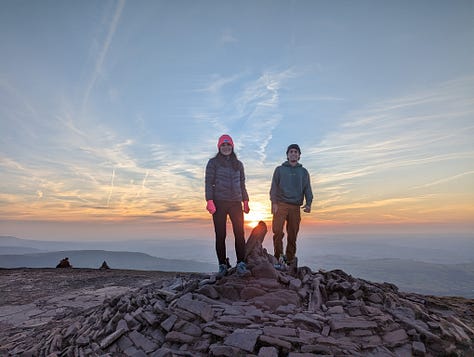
(100, 261, 111, 270)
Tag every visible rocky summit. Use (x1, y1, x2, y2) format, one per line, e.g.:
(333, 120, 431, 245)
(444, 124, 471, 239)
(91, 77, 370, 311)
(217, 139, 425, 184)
(1, 222, 473, 357)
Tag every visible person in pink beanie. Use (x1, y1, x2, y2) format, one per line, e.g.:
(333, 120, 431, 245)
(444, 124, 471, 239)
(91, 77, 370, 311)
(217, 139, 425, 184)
(205, 134, 251, 278)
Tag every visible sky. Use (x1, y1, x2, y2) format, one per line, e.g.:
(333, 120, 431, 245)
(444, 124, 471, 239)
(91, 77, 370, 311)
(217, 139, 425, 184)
(1, 0, 473, 241)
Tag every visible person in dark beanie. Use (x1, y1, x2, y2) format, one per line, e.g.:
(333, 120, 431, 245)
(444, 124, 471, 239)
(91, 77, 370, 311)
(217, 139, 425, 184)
(205, 134, 251, 278)
(270, 144, 313, 271)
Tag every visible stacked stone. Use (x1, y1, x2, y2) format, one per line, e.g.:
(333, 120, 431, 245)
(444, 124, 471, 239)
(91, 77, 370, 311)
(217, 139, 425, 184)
(8, 265, 473, 356)
(3, 222, 473, 356)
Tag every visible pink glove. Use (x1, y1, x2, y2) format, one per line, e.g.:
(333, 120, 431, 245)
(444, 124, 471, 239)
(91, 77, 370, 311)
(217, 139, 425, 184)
(243, 200, 250, 214)
(206, 200, 216, 214)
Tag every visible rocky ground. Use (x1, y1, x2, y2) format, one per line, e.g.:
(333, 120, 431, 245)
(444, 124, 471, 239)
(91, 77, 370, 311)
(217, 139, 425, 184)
(0, 223, 473, 356)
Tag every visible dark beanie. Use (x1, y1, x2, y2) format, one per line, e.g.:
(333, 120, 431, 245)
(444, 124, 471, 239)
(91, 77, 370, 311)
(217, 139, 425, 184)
(286, 144, 301, 154)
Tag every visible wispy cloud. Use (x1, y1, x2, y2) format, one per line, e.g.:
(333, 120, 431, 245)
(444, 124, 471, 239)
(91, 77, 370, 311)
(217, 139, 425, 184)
(412, 170, 474, 189)
(82, 0, 126, 109)
(235, 69, 298, 163)
(220, 28, 238, 44)
(309, 77, 474, 223)
(106, 168, 115, 207)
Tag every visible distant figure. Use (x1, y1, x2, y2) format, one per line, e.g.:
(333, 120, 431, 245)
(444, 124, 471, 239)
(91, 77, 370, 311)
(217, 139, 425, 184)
(100, 261, 110, 270)
(56, 257, 72, 268)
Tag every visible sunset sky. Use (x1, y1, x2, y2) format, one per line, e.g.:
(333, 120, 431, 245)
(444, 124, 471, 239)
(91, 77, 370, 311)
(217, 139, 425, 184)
(1, 0, 473, 241)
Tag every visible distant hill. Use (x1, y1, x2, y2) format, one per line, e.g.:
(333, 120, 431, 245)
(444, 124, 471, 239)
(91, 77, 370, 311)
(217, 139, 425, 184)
(0, 250, 215, 272)
(0, 246, 43, 254)
(308, 255, 474, 298)
(0, 235, 215, 263)
(2, 235, 473, 298)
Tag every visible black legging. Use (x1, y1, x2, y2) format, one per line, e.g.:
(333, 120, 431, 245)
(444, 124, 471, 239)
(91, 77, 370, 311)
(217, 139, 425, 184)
(212, 200, 245, 265)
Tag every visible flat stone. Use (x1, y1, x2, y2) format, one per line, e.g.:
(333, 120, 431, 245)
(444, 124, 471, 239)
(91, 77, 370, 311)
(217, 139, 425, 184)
(383, 328, 409, 347)
(217, 316, 254, 325)
(258, 346, 279, 357)
(327, 305, 345, 315)
(412, 341, 426, 356)
(116, 335, 134, 351)
(259, 335, 292, 350)
(276, 304, 297, 314)
(300, 344, 332, 354)
(128, 330, 158, 353)
(368, 293, 383, 304)
(196, 285, 220, 299)
(224, 328, 262, 352)
(174, 320, 202, 336)
(142, 311, 158, 325)
(165, 331, 194, 344)
(250, 290, 300, 310)
(174, 295, 214, 322)
(99, 327, 127, 349)
(330, 317, 377, 330)
(292, 313, 323, 329)
(160, 314, 178, 332)
(240, 286, 266, 300)
(263, 326, 298, 337)
(209, 344, 243, 356)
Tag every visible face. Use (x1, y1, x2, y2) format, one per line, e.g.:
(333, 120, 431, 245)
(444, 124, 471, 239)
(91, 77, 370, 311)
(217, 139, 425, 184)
(287, 148, 300, 162)
(219, 143, 233, 156)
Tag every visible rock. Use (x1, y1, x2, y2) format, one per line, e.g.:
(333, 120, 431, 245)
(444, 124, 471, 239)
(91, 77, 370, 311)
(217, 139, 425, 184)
(330, 317, 378, 331)
(99, 327, 127, 349)
(224, 328, 262, 352)
(412, 341, 426, 356)
(382, 328, 409, 347)
(258, 346, 279, 357)
(1, 222, 473, 357)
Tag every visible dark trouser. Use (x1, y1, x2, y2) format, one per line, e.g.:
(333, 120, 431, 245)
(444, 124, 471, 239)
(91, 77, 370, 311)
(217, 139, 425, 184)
(272, 202, 301, 263)
(213, 200, 245, 265)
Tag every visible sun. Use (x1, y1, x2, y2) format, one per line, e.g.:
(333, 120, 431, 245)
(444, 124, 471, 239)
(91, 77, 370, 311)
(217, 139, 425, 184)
(244, 201, 271, 228)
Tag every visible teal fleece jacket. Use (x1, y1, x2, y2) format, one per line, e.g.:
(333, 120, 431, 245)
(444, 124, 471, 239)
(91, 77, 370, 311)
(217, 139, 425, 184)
(270, 161, 313, 207)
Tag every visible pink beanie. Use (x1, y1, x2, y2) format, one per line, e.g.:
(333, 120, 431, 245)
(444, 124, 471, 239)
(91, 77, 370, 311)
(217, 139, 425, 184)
(217, 134, 234, 149)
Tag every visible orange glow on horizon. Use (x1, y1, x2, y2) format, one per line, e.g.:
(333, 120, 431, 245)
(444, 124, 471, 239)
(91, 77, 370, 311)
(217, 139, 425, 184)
(244, 201, 272, 228)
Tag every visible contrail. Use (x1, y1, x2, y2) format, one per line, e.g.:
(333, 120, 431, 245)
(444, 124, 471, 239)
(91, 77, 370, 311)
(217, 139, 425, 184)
(136, 170, 149, 198)
(83, 0, 126, 109)
(107, 168, 116, 207)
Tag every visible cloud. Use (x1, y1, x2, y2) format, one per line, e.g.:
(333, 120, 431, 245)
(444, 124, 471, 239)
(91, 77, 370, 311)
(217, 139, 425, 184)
(412, 170, 474, 189)
(82, 0, 126, 109)
(233, 69, 298, 163)
(197, 73, 241, 94)
(106, 168, 116, 207)
(308, 76, 474, 222)
(220, 28, 238, 44)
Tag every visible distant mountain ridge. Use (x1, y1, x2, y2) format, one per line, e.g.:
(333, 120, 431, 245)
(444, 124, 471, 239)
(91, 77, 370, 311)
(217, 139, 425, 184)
(2, 235, 474, 298)
(0, 250, 215, 272)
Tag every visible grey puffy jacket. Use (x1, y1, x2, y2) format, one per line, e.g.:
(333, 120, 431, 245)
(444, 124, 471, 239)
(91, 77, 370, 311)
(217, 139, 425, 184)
(205, 156, 249, 202)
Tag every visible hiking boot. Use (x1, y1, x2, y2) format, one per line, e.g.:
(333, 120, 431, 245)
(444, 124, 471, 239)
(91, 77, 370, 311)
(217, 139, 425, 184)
(288, 257, 298, 275)
(274, 263, 287, 271)
(236, 261, 251, 277)
(216, 264, 228, 279)
(279, 254, 288, 265)
(274, 254, 288, 271)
